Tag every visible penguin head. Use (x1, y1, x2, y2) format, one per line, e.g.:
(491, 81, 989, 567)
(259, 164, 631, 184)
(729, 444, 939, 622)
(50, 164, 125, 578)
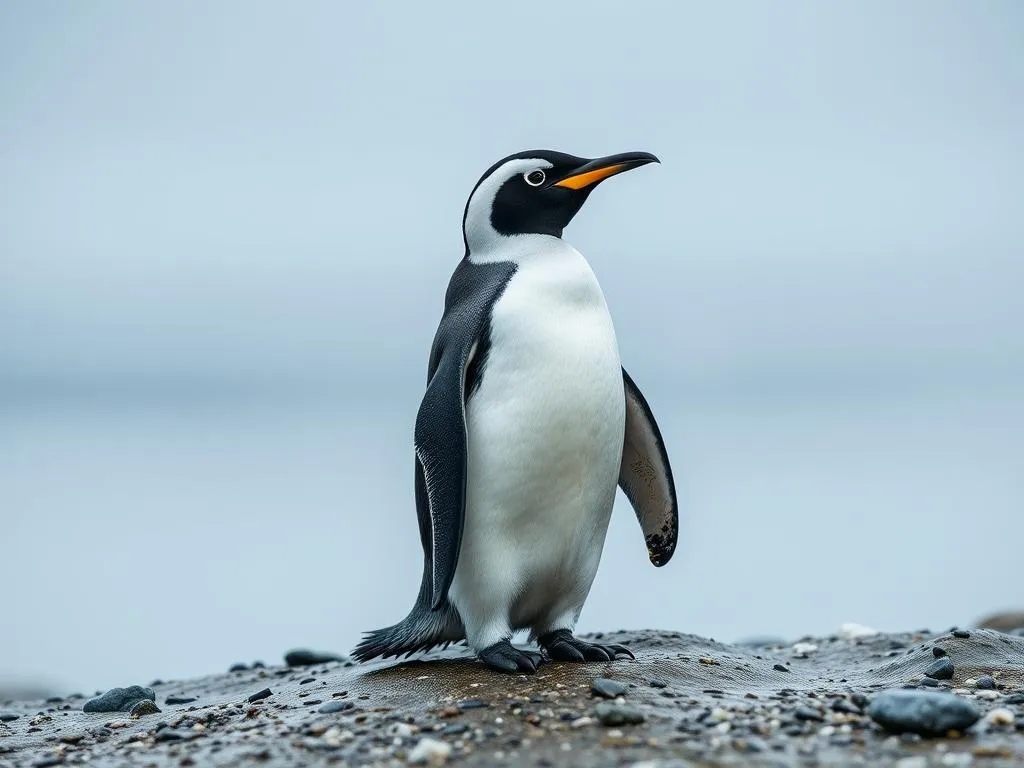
(462, 149, 659, 257)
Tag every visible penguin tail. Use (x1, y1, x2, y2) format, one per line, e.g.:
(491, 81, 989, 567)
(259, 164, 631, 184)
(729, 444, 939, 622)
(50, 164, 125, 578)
(351, 602, 464, 663)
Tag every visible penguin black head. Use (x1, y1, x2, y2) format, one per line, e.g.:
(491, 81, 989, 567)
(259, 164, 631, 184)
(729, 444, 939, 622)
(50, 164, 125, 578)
(462, 149, 659, 257)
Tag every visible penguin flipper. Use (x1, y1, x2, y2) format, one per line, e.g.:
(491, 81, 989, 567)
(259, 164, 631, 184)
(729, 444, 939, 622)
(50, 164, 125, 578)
(618, 367, 679, 567)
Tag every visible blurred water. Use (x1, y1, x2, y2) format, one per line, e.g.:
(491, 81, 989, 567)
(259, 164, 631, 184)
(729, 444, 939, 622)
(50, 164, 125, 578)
(2, 384, 1021, 696)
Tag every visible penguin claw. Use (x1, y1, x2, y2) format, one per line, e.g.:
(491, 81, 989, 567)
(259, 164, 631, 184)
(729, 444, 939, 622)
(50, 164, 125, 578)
(538, 630, 636, 663)
(478, 641, 543, 674)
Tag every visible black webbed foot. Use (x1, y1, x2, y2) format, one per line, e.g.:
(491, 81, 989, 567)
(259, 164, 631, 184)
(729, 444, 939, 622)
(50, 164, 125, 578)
(478, 641, 544, 673)
(538, 629, 636, 662)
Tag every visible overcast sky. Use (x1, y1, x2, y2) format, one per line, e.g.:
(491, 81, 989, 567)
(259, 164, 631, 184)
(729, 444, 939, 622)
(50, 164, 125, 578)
(1, 1, 1021, 397)
(1, 2, 1022, 695)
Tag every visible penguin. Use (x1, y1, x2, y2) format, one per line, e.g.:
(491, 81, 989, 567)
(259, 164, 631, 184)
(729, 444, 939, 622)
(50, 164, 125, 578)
(352, 149, 678, 673)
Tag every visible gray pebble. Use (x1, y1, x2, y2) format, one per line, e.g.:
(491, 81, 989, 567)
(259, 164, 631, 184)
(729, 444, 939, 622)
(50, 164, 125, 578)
(951, 629, 971, 639)
(924, 658, 954, 680)
(594, 700, 645, 726)
(976, 675, 996, 690)
(591, 678, 627, 699)
(773, 664, 790, 673)
(0, 711, 20, 722)
(794, 706, 823, 722)
(154, 726, 194, 742)
(733, 736, 767, 752)
(866, 689, 980, 736)
(165, 696, 197, 705)
(284, 649, 347, 667)
(83, 686, 156, 713)
(317, 700, 352, 714)
(932, 647, 947, 658)
(247, 688, 273, 703)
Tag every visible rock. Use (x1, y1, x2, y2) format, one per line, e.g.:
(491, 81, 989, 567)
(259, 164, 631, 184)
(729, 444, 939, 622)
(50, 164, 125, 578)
(773, 664, 790, 673)
(441, 722, 468, 736)
(986, 708, 1015, 726)
(0, 711, 20, 722)
(924, 658, 954, 680)
(408, 737, 452, 764)
(792, 642, 818, 655)
(976, 675, 996, 690)
(82, 686, 156, 713)
(247, 688, 273, 703)
(317, 701, 352, 714)
(838, 623, 878, 639)
(733, 735, 768, 753)
(165, 696, 197, 705)
(284, 649, 347, 667)
(591, 678, 628, 699)
(951, 629, 971, 639)
(831, 698, 861, 715)
(932, 647, 947, 658)
(794, 706, 824, 722)
(154, 726, 194, 742)
(867, 690, 981, 737)
(456, 699, 488, 710)
(595, 700, 645, 726)
(918, 677, 940, 688)
(128, 699, 160, 717)
(228, 663, 249, 672)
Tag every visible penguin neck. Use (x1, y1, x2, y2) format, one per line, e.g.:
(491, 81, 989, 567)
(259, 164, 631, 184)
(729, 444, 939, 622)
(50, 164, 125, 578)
(466, 232, 574, 266)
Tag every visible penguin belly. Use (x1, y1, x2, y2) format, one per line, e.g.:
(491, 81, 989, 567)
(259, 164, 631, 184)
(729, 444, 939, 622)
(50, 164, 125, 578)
(448, 246, 626, 651)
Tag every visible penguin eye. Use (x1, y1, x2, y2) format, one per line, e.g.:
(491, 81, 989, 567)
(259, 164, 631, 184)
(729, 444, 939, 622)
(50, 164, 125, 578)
(523, 169, 546, 187)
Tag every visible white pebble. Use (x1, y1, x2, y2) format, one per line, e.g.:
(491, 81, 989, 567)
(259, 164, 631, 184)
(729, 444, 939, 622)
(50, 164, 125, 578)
(390, 722, 414, 738)
(896, 757, 928, 768)
(962, 678, 978, 688)
(560, 742, 572, 751)
(408, 737, 452, 764)
(818, 725, 835, 737)
(976, 690, 999, 700)
(986, 708, 1015, 726)
(570, 716, 594, 729)
(713, 721, 731, 734)
(792, 642, 819, 655)
(838, 622, 878, 639)
(709, 707, 732, 722)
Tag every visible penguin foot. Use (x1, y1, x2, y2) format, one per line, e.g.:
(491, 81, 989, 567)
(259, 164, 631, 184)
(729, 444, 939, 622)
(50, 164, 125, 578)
(538, 629, 636, 662)
(477, 641, 544, 674)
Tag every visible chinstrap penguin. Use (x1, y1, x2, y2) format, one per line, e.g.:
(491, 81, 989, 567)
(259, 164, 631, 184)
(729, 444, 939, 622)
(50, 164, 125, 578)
(353, 149, 678, 673)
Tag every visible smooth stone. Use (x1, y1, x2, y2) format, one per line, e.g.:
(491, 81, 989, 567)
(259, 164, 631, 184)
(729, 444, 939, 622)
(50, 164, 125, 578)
(155, 726, 193, 742)
(228, 663, 249, 672)
(408, 737, 452, 764)
(247, 688, 273, 703)
(165, 696, 197, 705)
(976, 675, 996, 690)
(0, 711, 20, 722)
(594, 700, 645, 726)
(284, 649, 347, 667)
(318, 701, 352, 714)
(951, 630, 971, 639)
(456, 699, 489, 710)
(773, 664, 790, 673)
(867, 689, 981, 737)
(932, 647, 947, 658)
(591, 678, 628, 699)
(83, 686, 156, 713)
(128, 699, 161, 717)
(924, 658, 954, 680)
(794, 706, 824, 722)
(918, 677, 940, 688)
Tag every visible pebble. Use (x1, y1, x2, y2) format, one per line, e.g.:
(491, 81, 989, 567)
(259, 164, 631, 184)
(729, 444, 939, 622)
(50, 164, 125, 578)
(284, 649, 347, 667)
(154, 726, 193, 742)
(318, 700, 352, 714)
(985, 708, 1015, 726)
(83, 686, 156, 713)
(976, 675, 996, 690)
(441, 723, 468, 736)
(792, 642, 818, 655)
(976, 690, 999, 700)
(867, 689, 981, 736)
(456, 699, 489, 710)
(0, 712, 20, 722)
(951, 630, 971, 639)
(128, 699, 161, 717)
(733, 735, 767, 752)
(895, 757, 928, 768)
(247, 688, 273, 703)
(165, 696, 197, 705)
(228, 663, 249, 672)
(408, 737, 452, 764)
(933, 647, 947, 658)
(924, 658, 955, 680)
(831, 698, 861, 715)
(1004, 693, 1024, 704)
(773, 664, 790, 673)
(794, 706, 824, 722)
(32, 757, 64, 768)
(591, 678, 628, 699)
(571, 716, 594, 728)
(594, 700, 646, 726)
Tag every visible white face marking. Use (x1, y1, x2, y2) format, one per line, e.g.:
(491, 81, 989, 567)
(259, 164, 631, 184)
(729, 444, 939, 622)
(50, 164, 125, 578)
(463, 158, 552, 259)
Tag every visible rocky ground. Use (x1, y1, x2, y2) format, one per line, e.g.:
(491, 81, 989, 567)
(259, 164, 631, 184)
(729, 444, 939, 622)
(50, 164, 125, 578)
(2, 627, 1023, 767)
